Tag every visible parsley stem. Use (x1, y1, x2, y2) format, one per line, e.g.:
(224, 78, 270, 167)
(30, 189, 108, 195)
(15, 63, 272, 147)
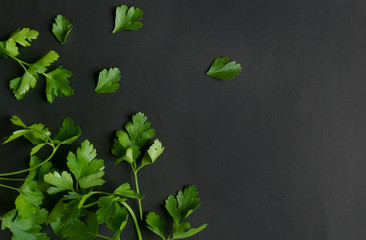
(0, 143, 59, 176)
(0, 183, 19, 192)
(82, 201, 99, 208)
(134, 171, 143, 220)
(121, 201, 143, 240)
(0, 177, 25, 181)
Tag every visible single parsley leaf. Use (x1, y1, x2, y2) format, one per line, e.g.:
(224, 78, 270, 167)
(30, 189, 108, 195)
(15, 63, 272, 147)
(96, 196, 119, 224)
(53, 117, 81, 144)
(62, 216, 98, 240)
(44, 67, 74, 103)
(44, 171, 74, 194)
(165, 186, 201, 222)
(113, 4, 143, 33)
(114, 183, 144, 200)
(95, 68, 121, 93)
(66, 140, 105, 189)
(146, 212, 167, 239)
(9, 71, 37, 100)
(126, 112, 155, 147)
(106, 204, 128, 232)
(172, 222, 207, 239)
(52, 15, 73, 44)
(5, 38, 19, 56)
(206, 56, 242, 81)
(10, 28, 39, 47)
(28, 50, 59, 74)
(141, 139, 164, 167)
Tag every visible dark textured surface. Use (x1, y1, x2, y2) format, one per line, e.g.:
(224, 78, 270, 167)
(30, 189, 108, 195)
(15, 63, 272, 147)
(1, 0, 366, 239)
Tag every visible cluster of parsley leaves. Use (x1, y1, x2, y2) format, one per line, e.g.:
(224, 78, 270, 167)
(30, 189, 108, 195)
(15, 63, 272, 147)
(0, 2, 213, 240)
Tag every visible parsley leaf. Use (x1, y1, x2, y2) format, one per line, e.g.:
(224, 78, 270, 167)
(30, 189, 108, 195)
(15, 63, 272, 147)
(206, 56, 242, 81)
(1, 208, 49, 240)
(15, 180, 43, 218)
(66, 140, 105, 189)
(106, 204, 128, 233)
(44, 67, 74, 103)
(96, 196, 119, 224)
(141, 139, 165, 167)
(10, 28, 39, 47)
(9, 71, 37, 100)
(113, 4, 143, 33)
(44, 171, 74, 194)
(52, 15, 73, 44)
(172, 222, 207, 239)
(165, 186, 201, 222)
(53, 117, 81, 144)
(114, 183, 144, 200)
(2, 115, 51, 145)
(147, 186, 207, 239)
(146, 212, 167, 239)
(95, 68, 121, 93)
(62, 214, 98, 240)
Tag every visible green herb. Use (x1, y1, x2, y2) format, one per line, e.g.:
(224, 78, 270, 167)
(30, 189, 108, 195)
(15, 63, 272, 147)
(0, 28, 74, 102)
(113, 4, 143, 33)
(146, 186, 207, 240)
(0, 114, 206, 240)
(111, 112, 164, 220)
(207, 56, 242, 81)
(52, 15, 73, 44)
(95, 68, 121, 93)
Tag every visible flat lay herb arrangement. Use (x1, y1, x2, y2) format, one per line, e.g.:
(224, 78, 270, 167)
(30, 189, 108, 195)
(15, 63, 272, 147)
(0, 2, 242, 240)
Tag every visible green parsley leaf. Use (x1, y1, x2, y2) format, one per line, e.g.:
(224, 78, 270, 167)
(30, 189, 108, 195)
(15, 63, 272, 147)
(15, 180, 43, 218)
(52, 15, 73, 44)
(44, 171, 74, 194)
(5, 38, 19, 56)
(96, 196, 119, 224)
(2, 116, 51, 145)
(172, 222, 207, 239)
(10, 28, 39, 47)
(141, 139, 164, 167)
(9, 71, 37, 100)
(146, 212, 167, 239)
(28, 50, 59, 74)
(112, 112, 155, 165)
(44, 67, 74, 103)
(47, 199, 81, 237)
(114, 183, 144, 200)
(165, 186, 201, 222)
(53, 117, 81, 144)
(66, 140, 105, 189)
(206, 56, 242, 81)
(106, 204, 128, 232)
(113, 4, 143, 33)
(1, 208, 49, 240)
(62, 216, 98, 240)
(95, 68, 121, 93)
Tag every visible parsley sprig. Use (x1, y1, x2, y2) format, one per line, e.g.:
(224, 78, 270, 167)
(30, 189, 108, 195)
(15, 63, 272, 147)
(0, 28, 74, 102)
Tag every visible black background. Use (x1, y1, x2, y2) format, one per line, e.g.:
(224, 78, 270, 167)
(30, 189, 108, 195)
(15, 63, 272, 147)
(1, 0, 366, 239)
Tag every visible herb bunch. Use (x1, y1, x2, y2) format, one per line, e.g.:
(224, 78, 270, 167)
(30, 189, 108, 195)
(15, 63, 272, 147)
(0, 114, 206, 240)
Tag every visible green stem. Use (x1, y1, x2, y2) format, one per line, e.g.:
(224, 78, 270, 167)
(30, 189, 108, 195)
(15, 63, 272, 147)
(121, 201, 143, 240)
(134, 171, 143, 220)
(0, 177, 25, 181)
(0, 143, 59, 176)
(0, 183, 19, 192)
(82, 201, 99, 208)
